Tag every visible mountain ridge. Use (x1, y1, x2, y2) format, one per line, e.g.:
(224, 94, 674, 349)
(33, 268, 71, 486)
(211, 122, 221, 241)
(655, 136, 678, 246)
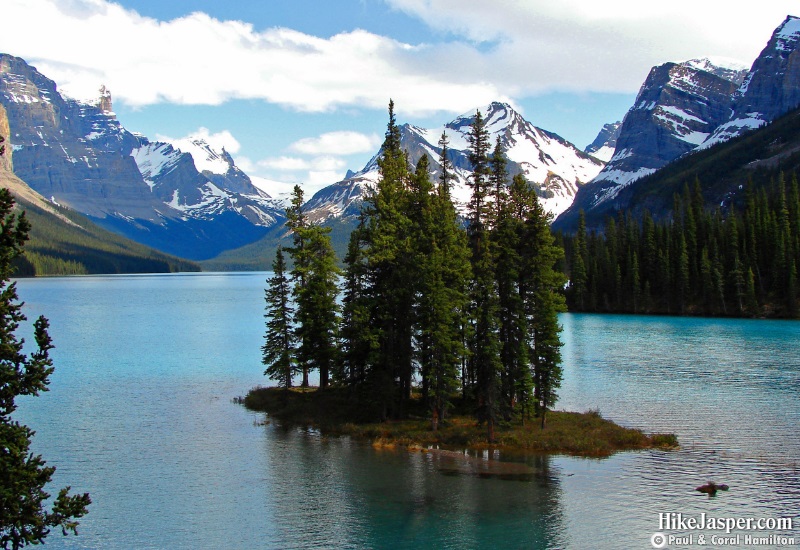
(0, 53, 286, 260)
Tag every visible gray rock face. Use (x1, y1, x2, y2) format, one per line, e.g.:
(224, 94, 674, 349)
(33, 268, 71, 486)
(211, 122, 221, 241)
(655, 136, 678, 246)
(0, 54, 160, 220)
(0, 53, 284, 259)
(584, 60, 742, 207)
(0, 104, 12, 173)
(738, 16, 800, 120)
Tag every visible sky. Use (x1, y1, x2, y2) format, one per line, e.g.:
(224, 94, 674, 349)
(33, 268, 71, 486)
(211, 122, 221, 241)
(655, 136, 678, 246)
(2, 0, 798, 196)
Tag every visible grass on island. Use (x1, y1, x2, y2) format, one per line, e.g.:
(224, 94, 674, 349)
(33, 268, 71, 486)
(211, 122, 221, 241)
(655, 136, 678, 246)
(242, 386, 678, 458)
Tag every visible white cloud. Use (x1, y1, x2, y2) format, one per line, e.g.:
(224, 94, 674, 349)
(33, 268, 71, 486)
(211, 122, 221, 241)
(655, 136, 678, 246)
(309, 156, 348, 171)
(2, 0, 504, 116)
(248, 156, 349, 195)
(4, 0, 795, 119)
(385, 0, 800, 92)
(258, 156, 312, 171)
(307, 170, 347, 188)
(289, 131, 381, 155)
(249, 175, 298, 198)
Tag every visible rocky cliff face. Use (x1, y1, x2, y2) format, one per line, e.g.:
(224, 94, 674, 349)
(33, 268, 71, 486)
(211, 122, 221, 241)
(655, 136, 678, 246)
(305, 101, 604, 223)
(131, 136, 284, 227)
(558, 17, 800, 229)
(0, 100, 83, 222)
(0, 54, 160, 220)
(0, 53, 285, 260)
(703, 15, 800, 147)
(0, 103, 11, 173)
(581, 59, 744, 207)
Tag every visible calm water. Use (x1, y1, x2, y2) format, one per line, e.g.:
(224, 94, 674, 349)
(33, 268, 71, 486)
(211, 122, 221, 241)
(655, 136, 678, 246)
(12, 272, 800, 549)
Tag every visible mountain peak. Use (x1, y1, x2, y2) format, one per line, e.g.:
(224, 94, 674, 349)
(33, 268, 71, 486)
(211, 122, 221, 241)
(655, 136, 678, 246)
(776, 15, 800, 41)
(585, 122, 622, 163)
(445, 101, 528, 139)
(311, 102, 603, 224)
(682, 58, 749, 84)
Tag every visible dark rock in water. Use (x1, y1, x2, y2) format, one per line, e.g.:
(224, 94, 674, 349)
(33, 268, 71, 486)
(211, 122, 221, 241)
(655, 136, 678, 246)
(696, 481, 729, 495)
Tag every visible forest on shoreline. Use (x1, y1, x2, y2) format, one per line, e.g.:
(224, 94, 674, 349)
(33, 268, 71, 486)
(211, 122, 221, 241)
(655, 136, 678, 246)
(561, 174, 800, 318)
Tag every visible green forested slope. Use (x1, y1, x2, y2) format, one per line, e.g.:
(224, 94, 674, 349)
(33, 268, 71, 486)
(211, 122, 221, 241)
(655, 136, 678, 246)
(13, 197, 200, 276)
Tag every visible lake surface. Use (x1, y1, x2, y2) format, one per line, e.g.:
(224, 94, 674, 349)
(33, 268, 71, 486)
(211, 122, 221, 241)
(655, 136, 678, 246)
(13, 272, 800, 549)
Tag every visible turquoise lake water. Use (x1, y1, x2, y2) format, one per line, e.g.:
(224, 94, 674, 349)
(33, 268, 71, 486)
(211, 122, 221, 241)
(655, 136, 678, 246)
(12, 272, 800, 549)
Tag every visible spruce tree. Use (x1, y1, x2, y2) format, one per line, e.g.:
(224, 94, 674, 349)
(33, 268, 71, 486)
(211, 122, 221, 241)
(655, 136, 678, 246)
(284, 185, 341, 389)
(360, 100, 415, 418)
(466, 109, 502, 442)
(490, 136, 508, 223)
(568, 210, 589, 311)
(495, 174, 533, 420)
(294, 226, 340, 390)
(262, 247, 295, 389)
(437, 132, 454, 196)
(517, 180, 566, 429)
(339, 217, 374, 386)
(285, 185, 312, 387)
(411, 155, 470, 430)
(0, 188, 90, 549)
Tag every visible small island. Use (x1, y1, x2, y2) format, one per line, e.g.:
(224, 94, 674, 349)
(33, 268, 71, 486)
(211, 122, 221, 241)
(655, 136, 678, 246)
(255, 105, 678, 460)
(243, 386, 678, 458)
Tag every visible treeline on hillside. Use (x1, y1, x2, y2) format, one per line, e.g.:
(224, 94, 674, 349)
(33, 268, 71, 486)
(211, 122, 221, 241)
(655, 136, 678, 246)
(562, 174, 800, 318)
(10, 200, 200, 276)
(263, 102, 566, 440)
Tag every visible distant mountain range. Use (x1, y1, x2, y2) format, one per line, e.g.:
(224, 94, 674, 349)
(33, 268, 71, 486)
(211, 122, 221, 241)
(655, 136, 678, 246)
(1, 15, 799, 267)
(565, 102, 800, 231)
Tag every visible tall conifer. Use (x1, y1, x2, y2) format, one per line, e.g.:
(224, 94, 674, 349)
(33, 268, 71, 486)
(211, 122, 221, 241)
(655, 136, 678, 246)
(466, 109, 502, 441)
(262, 247, 295, 388)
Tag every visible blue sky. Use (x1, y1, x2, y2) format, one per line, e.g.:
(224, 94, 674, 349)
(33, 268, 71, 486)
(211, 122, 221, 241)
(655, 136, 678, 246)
(3, 0, 798, 195)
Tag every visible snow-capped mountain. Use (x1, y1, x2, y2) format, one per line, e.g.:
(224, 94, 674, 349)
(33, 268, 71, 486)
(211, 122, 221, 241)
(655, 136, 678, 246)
(584, 122, 622, 163)
(305, 102, 604, 223)
(702, 15, 800, 148)
(131, 136, 284, 227)
(559, 16, 800, 225)
(0, 53, 285, 260)
(583, 58, 746, 206)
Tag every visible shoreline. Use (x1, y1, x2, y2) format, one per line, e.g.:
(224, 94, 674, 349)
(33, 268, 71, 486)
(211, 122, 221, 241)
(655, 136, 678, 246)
(242, 386, 678, 458)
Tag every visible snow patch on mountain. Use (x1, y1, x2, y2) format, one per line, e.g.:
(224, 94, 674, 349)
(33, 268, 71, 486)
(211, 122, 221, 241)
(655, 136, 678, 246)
(697, 115, 766, 150)
(585, 122, 621, 163)
(169, 137, 231, 175)
(132, 142, 182, 190)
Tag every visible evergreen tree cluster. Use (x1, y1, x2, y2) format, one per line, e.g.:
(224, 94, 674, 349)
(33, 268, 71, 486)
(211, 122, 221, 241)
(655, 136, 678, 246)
(262, 103, 567, 437)
(563, 175, 800, 317)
